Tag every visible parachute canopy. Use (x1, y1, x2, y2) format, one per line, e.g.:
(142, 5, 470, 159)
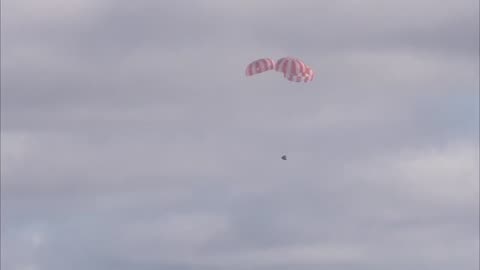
(245, 58, 275, 76)
(276, 57, 314, 83)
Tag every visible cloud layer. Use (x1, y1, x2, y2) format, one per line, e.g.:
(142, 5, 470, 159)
(2, 0, 478, 269)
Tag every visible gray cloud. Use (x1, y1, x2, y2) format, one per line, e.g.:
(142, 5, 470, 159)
(1, 0, 478, 269)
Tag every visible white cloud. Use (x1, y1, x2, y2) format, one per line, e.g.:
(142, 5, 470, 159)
(192, 243, 368, 266)
(353, 140, 479, 205)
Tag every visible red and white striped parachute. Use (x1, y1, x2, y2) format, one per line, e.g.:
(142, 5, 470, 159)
(245, 58, 275, 76)
(245, 56, 314, 83)
(276, 57, 314, 83)
(275, 57, 309, 76)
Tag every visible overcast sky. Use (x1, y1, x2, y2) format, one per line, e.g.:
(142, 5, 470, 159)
(1, 0, 479, 269)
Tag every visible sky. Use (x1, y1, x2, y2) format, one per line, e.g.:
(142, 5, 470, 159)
(1, 0, 479, 269)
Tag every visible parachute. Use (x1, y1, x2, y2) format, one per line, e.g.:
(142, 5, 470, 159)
(246, 56, 314, 83)
(275, 57, 309, 76)
(245, 58, 275, 76)
(276, 57, 314, 83)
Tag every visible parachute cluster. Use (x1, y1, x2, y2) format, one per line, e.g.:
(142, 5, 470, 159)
(245, 57, 314, 83)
